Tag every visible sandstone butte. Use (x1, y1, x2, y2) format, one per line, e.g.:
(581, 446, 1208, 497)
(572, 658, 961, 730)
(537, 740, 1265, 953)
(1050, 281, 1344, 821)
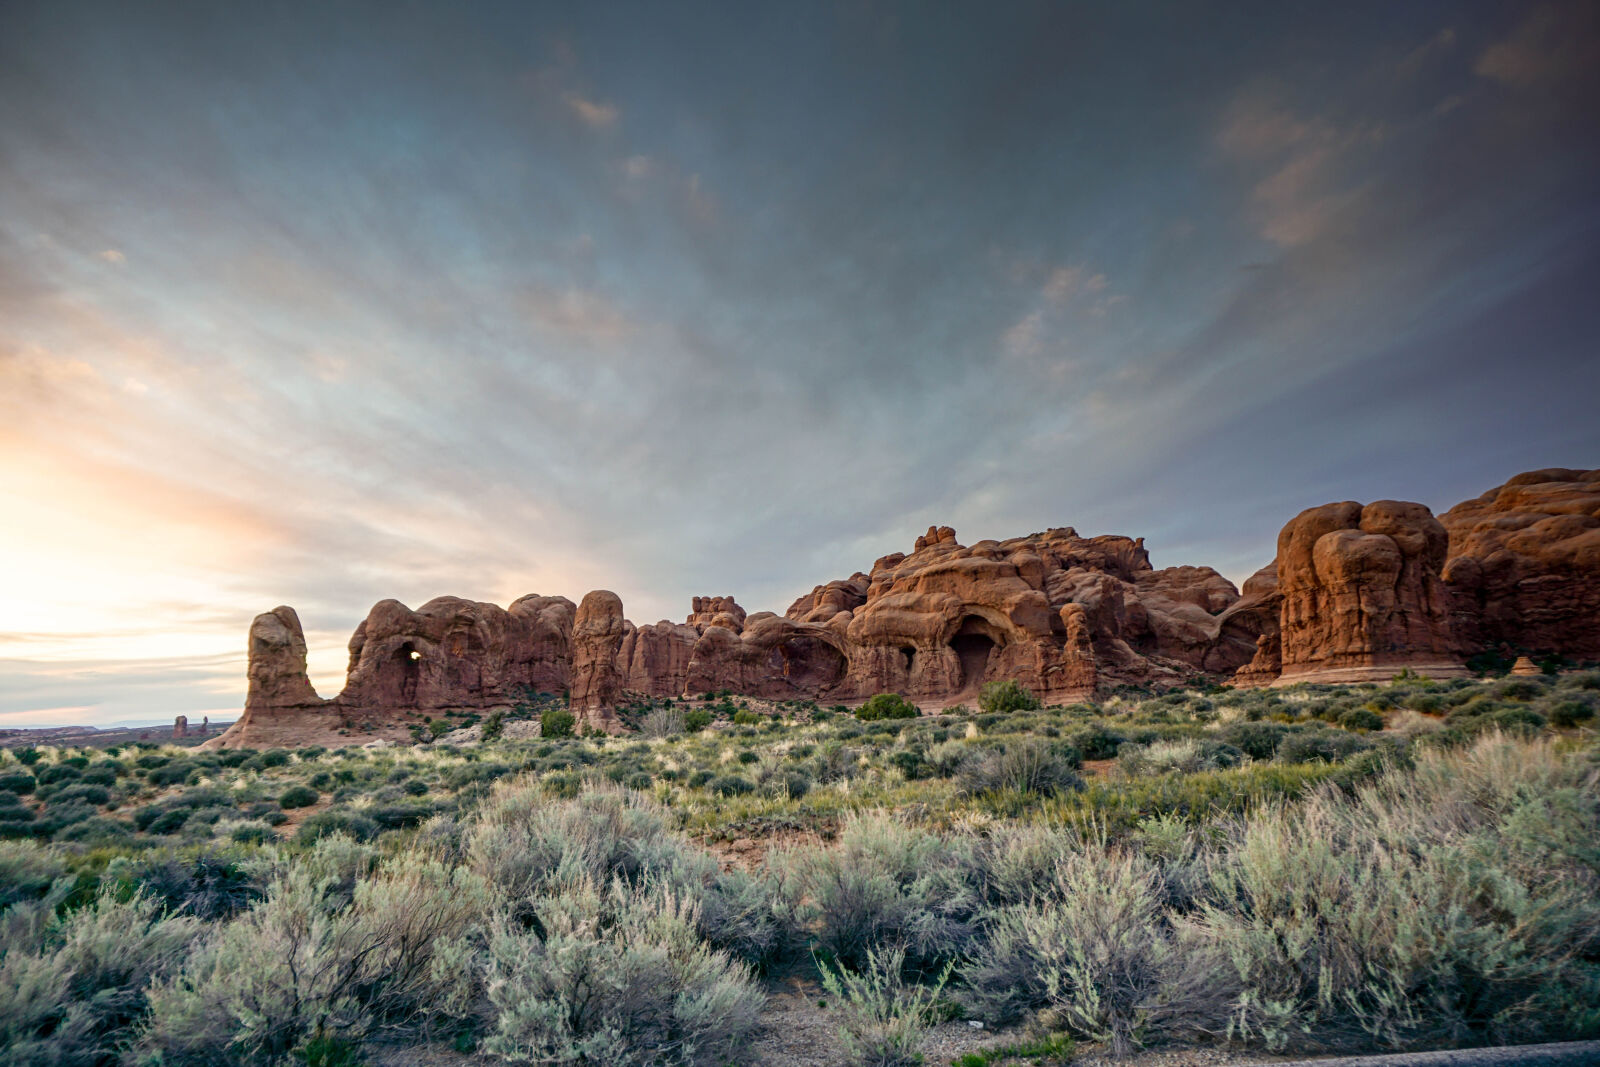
(206, 468, 1600, 748)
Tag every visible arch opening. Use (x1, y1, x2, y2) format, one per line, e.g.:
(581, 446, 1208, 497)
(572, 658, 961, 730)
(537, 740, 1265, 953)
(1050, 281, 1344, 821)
(393, 642, 422, 704)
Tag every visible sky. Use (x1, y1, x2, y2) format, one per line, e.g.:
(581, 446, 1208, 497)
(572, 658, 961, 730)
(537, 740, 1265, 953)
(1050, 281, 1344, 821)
(1, 1, 1597, 727)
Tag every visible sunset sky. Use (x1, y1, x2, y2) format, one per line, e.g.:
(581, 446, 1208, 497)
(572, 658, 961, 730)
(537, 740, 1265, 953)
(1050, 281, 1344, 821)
(2, 1, 1597, 726)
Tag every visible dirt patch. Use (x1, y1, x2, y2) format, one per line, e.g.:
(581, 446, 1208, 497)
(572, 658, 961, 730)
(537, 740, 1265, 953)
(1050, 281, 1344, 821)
(1082, 757, 1117, 777)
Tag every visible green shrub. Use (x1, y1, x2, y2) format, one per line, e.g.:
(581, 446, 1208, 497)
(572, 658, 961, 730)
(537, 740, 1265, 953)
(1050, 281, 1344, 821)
(1339, 707, 1384, 732)
(683, 709, 713, 732)
(711, 775, 755, 797)
(483, 878, 763, 1066)
(856, 694, 919, 721)
(816, 944, 950, 1067)
(296, 809, 379, 843)
(0, 772, 37, 795)
(1548, 700, 1595, 728)
(731, 709, 762, 725)
(279, 785, 320, 809)
(979, 679, 1041, 715)
(541, 708, 576, 739)
(957, 740, 1083, 798)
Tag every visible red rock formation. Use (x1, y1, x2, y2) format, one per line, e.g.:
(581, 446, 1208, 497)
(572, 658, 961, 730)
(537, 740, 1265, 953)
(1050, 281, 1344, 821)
(341, 595, 573, 713)
(1271, 500, 1466, 684)
(1440, 468, 1600, 658)
(172, 716, 188, 739)
(570, 590, 628, 731)
(206, 606, 333, 749)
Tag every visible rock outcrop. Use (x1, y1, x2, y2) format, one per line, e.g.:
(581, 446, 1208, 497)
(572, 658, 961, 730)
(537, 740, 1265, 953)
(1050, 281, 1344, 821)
(1255, 501, 1467, 684)
(570, 591, 628, 731)
(1440, 468, 1600, 658)
(212, 468, 1600, 747)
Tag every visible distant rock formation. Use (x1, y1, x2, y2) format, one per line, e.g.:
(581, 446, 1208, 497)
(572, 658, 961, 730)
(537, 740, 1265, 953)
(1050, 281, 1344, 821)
(210, 468, 1600, 747)
(1440, 468, 1600, 658)
(172, 715, 188, 739)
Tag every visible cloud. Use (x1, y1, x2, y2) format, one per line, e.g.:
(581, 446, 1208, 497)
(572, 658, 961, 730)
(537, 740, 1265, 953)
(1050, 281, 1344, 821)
(96, 248, 125, 264)
(562, 91, 618, 127)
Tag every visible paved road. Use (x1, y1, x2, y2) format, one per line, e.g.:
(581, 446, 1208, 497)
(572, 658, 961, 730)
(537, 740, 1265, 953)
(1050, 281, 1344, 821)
(1275, 1041, 1600, 1067)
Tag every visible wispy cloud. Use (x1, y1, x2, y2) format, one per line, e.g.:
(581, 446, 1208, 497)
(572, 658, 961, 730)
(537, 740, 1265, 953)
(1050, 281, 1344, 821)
(562, 90, 618, 127)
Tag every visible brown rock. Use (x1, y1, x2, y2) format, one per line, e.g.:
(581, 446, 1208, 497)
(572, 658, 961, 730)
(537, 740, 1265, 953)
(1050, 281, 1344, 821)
(1274, 500, 1466, 684)
(570, 590, 628, 731)
(205, 605, 331, 749)
(1440, 468, 1600, 658)
(172, 715, 188, 739)
(1510, 656, 1541, 676)
(340, 595, 573, 713)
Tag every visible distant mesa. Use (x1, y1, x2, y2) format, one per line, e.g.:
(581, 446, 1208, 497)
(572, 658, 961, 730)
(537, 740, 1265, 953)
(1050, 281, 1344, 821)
(205, 468, 1600, 749)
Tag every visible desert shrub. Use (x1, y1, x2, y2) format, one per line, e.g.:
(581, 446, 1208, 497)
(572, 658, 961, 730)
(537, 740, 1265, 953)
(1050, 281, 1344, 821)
(1548, 700, 1596, 728)
(1221, 721, 1289, 761)
(964, 823, 1075, 907)
(82, 764, 118, 786)
(1, 886, 199, 1067)
(957, 740, 1083, 799)
(1193, 733, 1600, 1050)
(735, 749, 759, 765)
(541, 708, 576, 739)
(279, 785, 320, 809)
(37, 763, 84, 787)
(1068, 723, 1126, 761)
(296, 809, 379, 843)
(54, 816, 134, 845)
(1497, 678, 1546, 702)
(402, 777, 429, 795)
(960, 851, 1226, 1050)
(978, 680, 1041, 715)
(124, 851, 266, 921)
(137, 850, 490, 1065)
(683, 709, 713, 732)
(1339, 708, 1384, 732)
(712, 774, 755, 797)
(1117, 739, 1243, 777)
(641, 707, 685, 738)
(45, 783, 109, 807)
(258, 749, 291, 768)
(857, 694, 919, 722)
(0, 772, 37, 795)
(687, 769, 714, 789)
(483, 877, 763, 1066)
(817, 944, 950, 1067)
(133, 788, 237, 832)
(1276, 729, 1371, 765)
(784, 812, 978, 971)
(0, 839, 67, 910)
(15, 747, 42, 765)
(731, 709, 762, 725)
(230, 825, 276, 845)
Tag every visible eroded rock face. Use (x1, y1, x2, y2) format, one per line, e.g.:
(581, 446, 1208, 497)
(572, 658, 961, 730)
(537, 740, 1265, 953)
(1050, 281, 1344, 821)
(341, 595, 574, 712)
(247, 606, 324, 709)
(570, 590, 627, 731)
(1440, 468, 1600, 658)
(1273, 500, 1465, 683)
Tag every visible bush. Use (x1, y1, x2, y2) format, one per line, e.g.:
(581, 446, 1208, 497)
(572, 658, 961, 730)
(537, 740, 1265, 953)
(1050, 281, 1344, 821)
(279, 785, 320, 809)
(483, 878, 763, 1066)
(1068, 722, 1127, 761)
(1547, 700, 1595, 728)
(683, 709, 713, 732)
(978, 680, 1041, 715)
(960, 851, 1225, 1052)
(1339, 708, 1384, 732)
(817, 944, 950, 1067)
(541, 708, 576, 739)
(138, 850, 490, 1065)
(786, 812, 978, 971)
(957, 740, 1083, 798)
(296, 810, 380, 843)
(0, 772, 36, 795)
(857, 694, 919, 722)
(711, 775, 755, 797)
(731, 709, 762, 725)
(0, 887, 199, 1067)
(127, 851, 266, 921)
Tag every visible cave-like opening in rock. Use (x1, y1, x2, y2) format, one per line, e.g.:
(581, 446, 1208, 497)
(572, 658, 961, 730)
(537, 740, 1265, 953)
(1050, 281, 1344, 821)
(394, 642, 421, 704)
(773, 637, 846, 690)
(949, 616, 998, 690)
